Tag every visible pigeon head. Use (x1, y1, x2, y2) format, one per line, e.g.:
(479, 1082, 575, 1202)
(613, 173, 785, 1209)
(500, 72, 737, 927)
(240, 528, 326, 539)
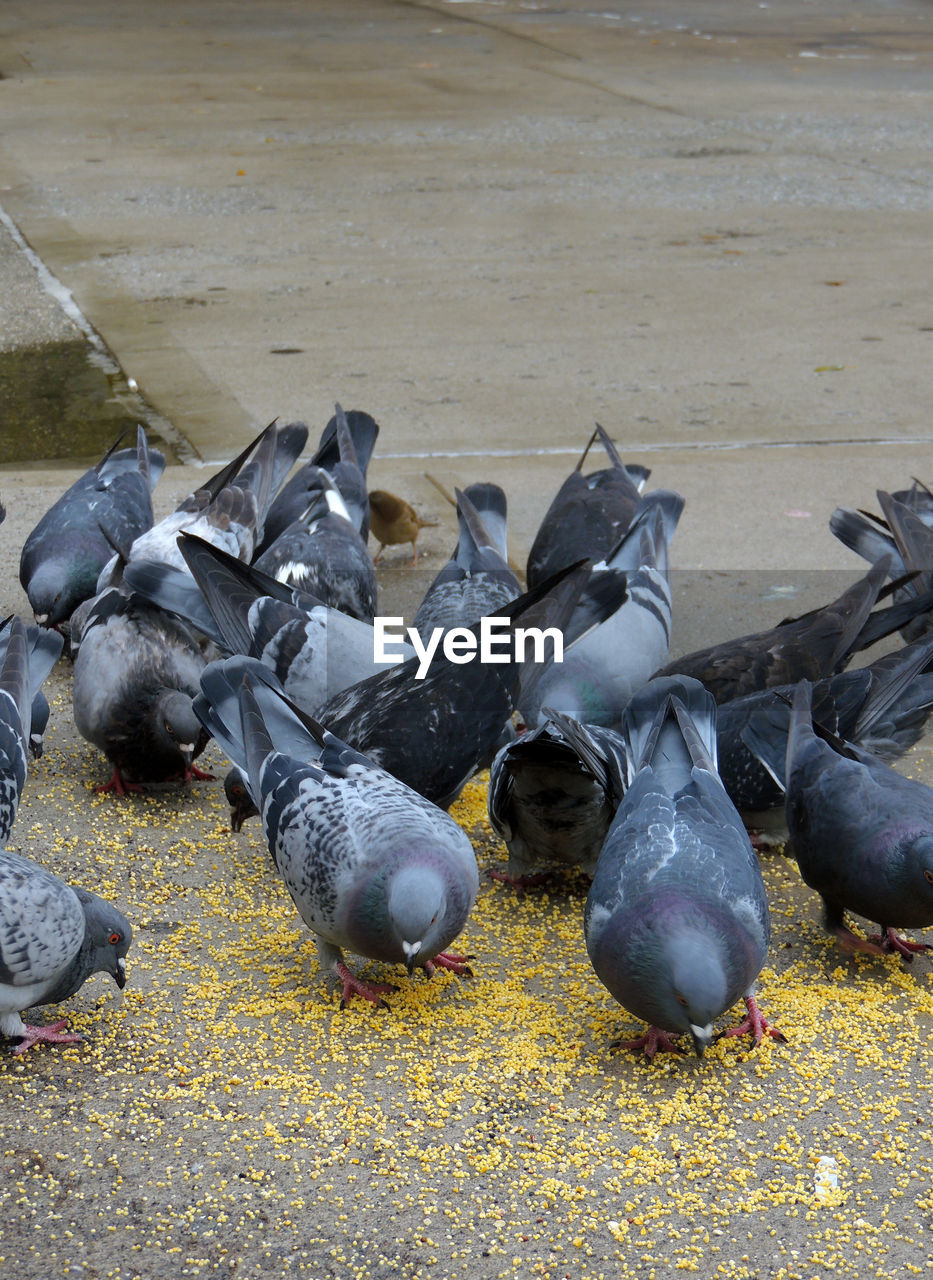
(25, 560, 71, 628)
(224, 765, 258, 832)
(665, 932, 729, 1058)
(387, 864, 448, 975)
(75, 890, 133, 990)
(155, 689, 203, 764)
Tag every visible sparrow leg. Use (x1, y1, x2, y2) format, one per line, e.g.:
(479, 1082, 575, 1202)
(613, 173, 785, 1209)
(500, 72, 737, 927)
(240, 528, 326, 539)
(373, 545, 385, 564)
(334, 960, 394, 1010)
(11, 1019, 83, 1056)
(95, 768, 145, 796)
(868, 927, 932, 962)
(423, 952, 475, 979)
(409, 542, 418, 566)
(612, 1026, 684, 1061)
(722, 995, 786, 1047)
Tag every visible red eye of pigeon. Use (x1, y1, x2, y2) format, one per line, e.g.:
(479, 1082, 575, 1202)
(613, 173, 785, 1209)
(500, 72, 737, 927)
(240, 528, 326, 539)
(109, 932, 121, 945)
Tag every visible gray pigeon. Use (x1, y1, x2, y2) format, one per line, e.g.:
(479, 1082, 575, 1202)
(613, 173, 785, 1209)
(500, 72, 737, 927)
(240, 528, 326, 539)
(19, 427, 164, 630)
(177, 532, 409, 709)
(0, 850, 131, 1054)
(584, 676, 781, 1060)
(257, 404, 378, 551)
(73, 589, 211, 794)
(527, 424, 650, 588)
(831, 490, 933, 643)
(0, 618, 63, 846)
(199, 671, 478, 1006)
(520, 490, 684, 728)
(254, 470, 376, 621)
(720, 632, 933, 825)
(311, 561, 598, 809)
(412, 484, 521, 638)
(99, 420, 307, 584)
(655, 560, 933, 704)
(743, 679, 933, 960)
(487, 711, 627, 889)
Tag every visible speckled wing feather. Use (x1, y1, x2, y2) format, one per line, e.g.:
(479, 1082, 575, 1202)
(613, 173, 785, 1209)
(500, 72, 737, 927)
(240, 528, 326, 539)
(231, 677, 478, 979)
(0, 852, 84, 991)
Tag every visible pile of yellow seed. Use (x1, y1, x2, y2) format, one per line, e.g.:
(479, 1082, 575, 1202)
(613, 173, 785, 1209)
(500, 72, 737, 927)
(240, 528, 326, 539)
(1, 674, 932, 1280)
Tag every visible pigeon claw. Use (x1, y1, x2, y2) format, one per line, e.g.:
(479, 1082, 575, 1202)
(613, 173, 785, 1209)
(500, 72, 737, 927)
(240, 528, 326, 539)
(335, 961, 395, 1010)
(612, 1026, 685, 1061)
(95, 768, 146, 797)
(722, 995, 787, 1048)
(869, 927, 932, 963)
(831, 923, 887, 958)
(423, 951, 475, 980)
(12, 1019, 83, 1056)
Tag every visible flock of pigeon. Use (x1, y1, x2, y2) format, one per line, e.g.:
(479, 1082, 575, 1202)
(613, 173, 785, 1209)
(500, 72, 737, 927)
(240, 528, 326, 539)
(3, 407, 933, 1061)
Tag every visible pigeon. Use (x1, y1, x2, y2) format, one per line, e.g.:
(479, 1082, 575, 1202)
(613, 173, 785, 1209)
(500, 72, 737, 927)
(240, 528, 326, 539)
(310, 560, 598, 808)
(831, 490, 933, 642)
(412, 484, 521, 638)
(487, 710, 627, 889)
(519, 490, 684, 727)
(0, 615, 64, 766)
(654, 560, 933, 704)
(176, 532, 409, 710)
(368, 490, 437, 565)
(719, 633, 933, 826)
(19, 427, 164, 630)
(258, 405, 379, 552)
(584, 676, 781, 1060)
(742, 679, 933, 961)
(198, 560, 596, 810)
(0, 618, 64, 846)
(198, 670, 478, 1006)
(526, 424, 650, 588)
(0, 850, 131, 1054)
(72, 588, 211, 794)
(254, 470, 377, 621)
(99, 420, 307, 584)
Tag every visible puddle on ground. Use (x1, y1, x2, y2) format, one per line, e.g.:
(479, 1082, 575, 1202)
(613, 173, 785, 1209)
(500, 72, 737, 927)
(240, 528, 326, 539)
(0, 338, 186, 467)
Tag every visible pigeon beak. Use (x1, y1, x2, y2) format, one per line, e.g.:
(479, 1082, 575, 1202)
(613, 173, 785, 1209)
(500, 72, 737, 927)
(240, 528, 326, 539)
(115, 956, 127, 991)
(34, 613, 48, 627)
(402, 939, 421, 976)
(690, 1022, 713, 1059)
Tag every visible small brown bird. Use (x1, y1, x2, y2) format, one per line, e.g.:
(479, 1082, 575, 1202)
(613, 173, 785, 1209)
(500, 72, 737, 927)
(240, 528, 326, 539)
(368, 490, 437, 565)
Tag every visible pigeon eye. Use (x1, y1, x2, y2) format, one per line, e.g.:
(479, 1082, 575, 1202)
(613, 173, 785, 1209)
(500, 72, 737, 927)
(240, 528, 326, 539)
(676, 994, 688, 1007)
(925, 870, 933, 885)
(109, 932, 121, 945)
